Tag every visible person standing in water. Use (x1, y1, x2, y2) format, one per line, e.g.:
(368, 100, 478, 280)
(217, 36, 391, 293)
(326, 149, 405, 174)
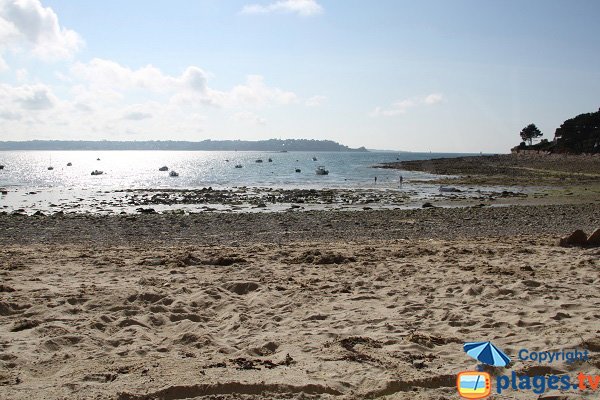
(374, 176, 377, 184)
(399, 175, 403, 187)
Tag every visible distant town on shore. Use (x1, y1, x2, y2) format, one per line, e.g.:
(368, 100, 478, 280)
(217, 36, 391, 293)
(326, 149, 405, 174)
(0, 139, 368, 152)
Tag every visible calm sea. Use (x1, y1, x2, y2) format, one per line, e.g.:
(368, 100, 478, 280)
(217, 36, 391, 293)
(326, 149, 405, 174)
(0, 150, 469, 190)
(0, 151, 487, 214)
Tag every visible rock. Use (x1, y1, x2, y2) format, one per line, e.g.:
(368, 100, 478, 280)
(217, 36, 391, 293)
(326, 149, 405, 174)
(422, 202, 435, 208)
(559, 230, 588, 247)
(0, 285, 15, 293)
(224, 281, 260, 295)
(136, 208, 157, 214)
(587, 228, 600, 247)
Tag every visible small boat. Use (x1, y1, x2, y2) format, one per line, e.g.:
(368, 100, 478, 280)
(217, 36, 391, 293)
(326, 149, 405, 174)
(169, 171, 179, 177)
(235, 164, 243, 169)
(159, 166, 169, 171)
(255, 159, 263, 163)
(268, 158, 273, 162)
(91, 170, 103, 176)
(315, 166, 329, 175)
(47, 166, 54, 171)
(67, 162, 72, 166)
(97, 158, 101, 161)
(295, 168, 301, 173)
(312, 156, 318, 161)
(0, 165, 4, 170)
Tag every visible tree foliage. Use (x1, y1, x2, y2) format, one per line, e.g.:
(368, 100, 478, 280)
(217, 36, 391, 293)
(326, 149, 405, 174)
(554, 109, 600, 154)
(519, 124, 543, 146)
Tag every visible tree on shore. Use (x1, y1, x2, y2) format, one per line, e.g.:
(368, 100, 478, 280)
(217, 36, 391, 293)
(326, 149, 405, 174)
(554, 109, 600, 154)
(520, 124, 543, 146)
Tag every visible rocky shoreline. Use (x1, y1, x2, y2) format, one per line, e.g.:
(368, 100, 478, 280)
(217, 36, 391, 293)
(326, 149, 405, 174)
(1, 185, 541, 216)
(378, 153, 600, 186)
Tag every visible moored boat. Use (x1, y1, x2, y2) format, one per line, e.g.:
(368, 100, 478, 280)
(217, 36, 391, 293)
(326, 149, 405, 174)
(315, 166, 329, 175)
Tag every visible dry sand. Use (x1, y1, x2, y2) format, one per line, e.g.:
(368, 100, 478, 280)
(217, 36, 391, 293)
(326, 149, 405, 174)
(1, 205, 599, 399)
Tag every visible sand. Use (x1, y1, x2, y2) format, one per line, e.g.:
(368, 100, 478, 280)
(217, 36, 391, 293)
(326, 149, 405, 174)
(1, 203, 599, 399)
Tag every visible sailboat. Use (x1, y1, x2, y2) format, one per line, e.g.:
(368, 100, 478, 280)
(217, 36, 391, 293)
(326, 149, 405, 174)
(47, 155, 54, 170)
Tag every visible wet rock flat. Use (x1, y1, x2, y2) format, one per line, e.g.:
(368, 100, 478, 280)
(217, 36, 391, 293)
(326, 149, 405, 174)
(379, 153, 600, 186)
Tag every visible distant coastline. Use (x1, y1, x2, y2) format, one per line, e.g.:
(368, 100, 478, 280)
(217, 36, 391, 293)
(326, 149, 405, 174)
(0, 139, 368, 152)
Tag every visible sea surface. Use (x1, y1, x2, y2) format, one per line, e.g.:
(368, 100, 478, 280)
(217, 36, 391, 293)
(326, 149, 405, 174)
(0, 150, 491, 214)
(0, 150, 464, 190)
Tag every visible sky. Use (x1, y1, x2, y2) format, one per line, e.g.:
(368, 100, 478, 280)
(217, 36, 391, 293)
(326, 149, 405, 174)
(0, 0, 599, 152)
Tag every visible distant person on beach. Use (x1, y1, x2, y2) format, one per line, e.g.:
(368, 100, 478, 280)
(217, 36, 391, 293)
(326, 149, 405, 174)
(374, 176, 377, 184)
(399, 175, 403, 187)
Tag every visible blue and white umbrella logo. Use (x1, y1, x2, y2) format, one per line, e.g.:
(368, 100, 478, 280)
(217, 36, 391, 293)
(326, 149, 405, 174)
(463, 341, 511, 367)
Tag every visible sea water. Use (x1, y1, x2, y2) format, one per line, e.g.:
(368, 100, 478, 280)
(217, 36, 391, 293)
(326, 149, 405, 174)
(0, 150, 467, 190)
(0, 150, 482, 213)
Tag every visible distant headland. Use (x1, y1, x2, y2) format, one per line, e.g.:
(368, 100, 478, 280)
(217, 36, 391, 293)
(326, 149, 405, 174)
(0, 139, 368, 152)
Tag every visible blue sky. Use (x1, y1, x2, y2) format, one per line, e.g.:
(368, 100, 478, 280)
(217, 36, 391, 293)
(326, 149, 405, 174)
(0, 0, 599, 152)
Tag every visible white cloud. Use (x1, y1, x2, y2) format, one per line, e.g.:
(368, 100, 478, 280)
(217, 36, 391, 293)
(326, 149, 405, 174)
(241, 0, 323, 16)
(226, 75, 297, 107)
(0, 0, 83, 61)
(0, 110, 21, 120)
(0, 83, 57, 112)
(305, 95, 326, 107)
(232, 111, 267, 125)
(424, 93, 443, 105)
(71, 58, 202, 93)
(123, 111, 152, 121)
(118, 102, 162, 121)
(371, 93, 444, 117)
(72, 59, 296, 109)
(15, 68, 28, 82)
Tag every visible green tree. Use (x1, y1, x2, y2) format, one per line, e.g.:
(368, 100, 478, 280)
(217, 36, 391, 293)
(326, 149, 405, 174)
(554, 109, 600, 154)
(520, 124, 543, 146)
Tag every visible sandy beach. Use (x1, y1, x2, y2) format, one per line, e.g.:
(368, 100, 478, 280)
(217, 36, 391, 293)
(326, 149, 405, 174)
(1, 200, 599, 399)
(2, 0, 599, 397)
